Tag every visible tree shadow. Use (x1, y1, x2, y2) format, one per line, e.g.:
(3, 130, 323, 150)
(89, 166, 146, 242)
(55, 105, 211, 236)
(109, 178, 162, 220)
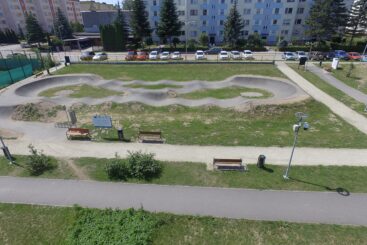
(102, 137, 131, 142)
(289, 177, 350, 196)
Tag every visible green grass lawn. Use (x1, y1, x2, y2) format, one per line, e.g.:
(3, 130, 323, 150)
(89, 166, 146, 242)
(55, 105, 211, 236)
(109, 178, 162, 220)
(76, 100, 367, 148)
(54, 64, 286, 81)
(288, 64, 367, 116)
(0, 155, 75, 179)
(125, 83, 183, 89)
(329, 64, 367, 94)
(75, 157, 367, 193)
(181, 86, 272, 99)
(1, 203, 366, 245)
(39, 84, 123, 98)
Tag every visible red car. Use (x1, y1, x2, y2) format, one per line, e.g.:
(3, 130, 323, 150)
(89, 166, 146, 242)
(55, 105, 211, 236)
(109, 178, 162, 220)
(125, 50, 137, 61)
(136, 51, 148, 61)
(348, 52, 362, 61)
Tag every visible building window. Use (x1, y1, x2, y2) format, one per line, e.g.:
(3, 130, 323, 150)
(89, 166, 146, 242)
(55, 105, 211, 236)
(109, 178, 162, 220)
(283, 19, 290, 26)
(285, 8, 293, 14)
(272, 19, 278, 25)
(274, 8, 279, 14)
(203, 9, 207, 15)
(190, 9, 198, 16)
(295, 19, 302, 25)
(297, 8, 304, 14)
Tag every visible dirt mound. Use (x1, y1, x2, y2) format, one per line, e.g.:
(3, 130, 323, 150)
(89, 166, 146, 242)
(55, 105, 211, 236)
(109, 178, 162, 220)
(0, 128, 23, 139)
(12, 101, 67, 123)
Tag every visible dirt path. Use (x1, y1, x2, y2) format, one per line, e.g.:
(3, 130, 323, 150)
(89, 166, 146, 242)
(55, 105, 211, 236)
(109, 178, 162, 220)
(63, 158, 90, 180)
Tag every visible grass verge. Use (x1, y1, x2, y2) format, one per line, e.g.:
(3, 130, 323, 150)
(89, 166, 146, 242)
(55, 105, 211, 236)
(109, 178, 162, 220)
(0, 203, 366, 245)
(54, 64, 286, 81)
(74, 158, 367, 193)
(75, 101, 367, 148)
(39, 84, 123, 98)
(180, 86, 272, 99)
(288, 64, 367, 115)
(124, 83, 183, 89)
(329, 63, 367, 94)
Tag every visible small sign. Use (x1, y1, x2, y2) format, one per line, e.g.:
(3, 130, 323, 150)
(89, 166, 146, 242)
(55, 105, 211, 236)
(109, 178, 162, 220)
(92, 115, 112, 128)
(332, 58, 339, 70)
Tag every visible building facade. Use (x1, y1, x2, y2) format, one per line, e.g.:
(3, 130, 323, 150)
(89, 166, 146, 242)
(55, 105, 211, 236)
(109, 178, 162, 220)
(145, 0, 355, 45)
(0, 0, 83, 35)
(80, 1, 116, 11)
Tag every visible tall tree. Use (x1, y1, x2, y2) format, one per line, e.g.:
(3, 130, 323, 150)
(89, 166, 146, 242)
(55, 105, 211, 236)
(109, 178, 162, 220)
(54, 8, 73, 39)
(223, 1, 244, 48)
(114, 1, 129, 49)
(157, 0, 182, 46)
(70, 22, 84, 32)
(306, 0, 348, 41)
(130, 0, 151, 45)
(25, 13, 45, 44)
(346, 0, 367, 46)
(122, 0, 134, 10)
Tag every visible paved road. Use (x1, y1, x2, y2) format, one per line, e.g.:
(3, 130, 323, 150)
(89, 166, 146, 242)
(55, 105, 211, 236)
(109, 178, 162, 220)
(0, 176, 366, 226)
(307, 63, 367, 104)
(277, 62, 367, 135)
(5, 139, 367, 167)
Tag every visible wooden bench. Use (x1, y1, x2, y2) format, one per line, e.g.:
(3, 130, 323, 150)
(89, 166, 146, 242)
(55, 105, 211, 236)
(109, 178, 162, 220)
(213, 158, 247, 171)
(66, 128, 91, 140)
(34, 71, 44, 78)
(138, 131, 164, 143)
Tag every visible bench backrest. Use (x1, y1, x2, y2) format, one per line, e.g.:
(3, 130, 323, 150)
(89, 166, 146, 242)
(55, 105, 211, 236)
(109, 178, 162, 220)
(68, 128, 90, 134)
(213, 158, 242, 164)
(139, 131, 161, 136)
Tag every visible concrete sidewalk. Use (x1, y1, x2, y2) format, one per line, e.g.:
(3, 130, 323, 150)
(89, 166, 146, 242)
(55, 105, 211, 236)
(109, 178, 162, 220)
(5, 139, 367, 166)
(307, 63, 367, 104)
(0, 176, 366, 226)
(277, 62, 367, 135)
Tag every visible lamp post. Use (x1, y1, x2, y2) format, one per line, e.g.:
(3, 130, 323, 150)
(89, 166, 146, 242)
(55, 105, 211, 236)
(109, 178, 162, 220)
(283, 112, 310, 179)
(185, 20, 197, 61)
(363, 43, 367, 56)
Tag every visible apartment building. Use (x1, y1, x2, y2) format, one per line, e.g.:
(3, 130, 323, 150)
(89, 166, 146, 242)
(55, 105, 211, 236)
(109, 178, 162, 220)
(145, 0, 355, 45)
(0, 0, 83, 34)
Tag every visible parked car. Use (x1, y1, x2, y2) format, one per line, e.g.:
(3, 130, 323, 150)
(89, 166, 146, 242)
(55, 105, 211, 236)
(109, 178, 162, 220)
(230, 51, 242, 60)
(92, 52, 108, 61)
(80, 51, 95, 61)
(125, 50, 137, 61)
(204, 47, 222, 55)
(334, 50, 349, 60)
(295, 51, 308, 60)
(171, 51, 182, 60)
(361, 55, 367, 62)
(348, 52, 362, 61)
(149, 50, 159, 60)
(195, 50, 206, 60)
(325, 51, 336, 60)
(20, 42, 31, 48)
(243, 50, 254, 60)
(218, 51, 230, 60)
(136, 51, 148, 61)
(309, 51, 325, 61)
(160, 51, 170, 60)
(282, 52, 296, 60)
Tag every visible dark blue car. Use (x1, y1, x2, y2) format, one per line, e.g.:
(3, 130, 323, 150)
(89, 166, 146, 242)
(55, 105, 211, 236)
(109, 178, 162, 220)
(334, 50, 349, 60)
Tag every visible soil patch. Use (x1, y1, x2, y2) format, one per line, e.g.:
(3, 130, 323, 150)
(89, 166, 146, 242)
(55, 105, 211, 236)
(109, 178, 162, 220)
(11, 101, 67, 123)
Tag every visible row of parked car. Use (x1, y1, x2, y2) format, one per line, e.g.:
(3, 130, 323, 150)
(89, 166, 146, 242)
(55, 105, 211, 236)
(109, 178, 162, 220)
(282, 50, 367, 61)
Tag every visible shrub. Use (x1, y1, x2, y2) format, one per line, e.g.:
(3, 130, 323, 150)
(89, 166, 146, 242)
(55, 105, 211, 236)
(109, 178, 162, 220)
(127, 151, 162, 180)
(26, 144, 55, 175)
(105, 157, 130, 180)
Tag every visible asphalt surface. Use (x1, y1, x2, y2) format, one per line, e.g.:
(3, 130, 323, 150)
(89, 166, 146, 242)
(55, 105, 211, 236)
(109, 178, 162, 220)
(0, 176, 366, 226)
(307, 63, 367, 104)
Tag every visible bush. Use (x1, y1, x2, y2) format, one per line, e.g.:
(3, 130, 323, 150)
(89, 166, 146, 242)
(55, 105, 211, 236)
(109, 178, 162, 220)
(105, 158, 130, 180)
(127, 151, 162, 180)
(26, 144, 55, 176)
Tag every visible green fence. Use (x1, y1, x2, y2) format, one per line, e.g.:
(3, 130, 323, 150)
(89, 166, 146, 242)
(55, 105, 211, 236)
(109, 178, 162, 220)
(0, 64, 33, 88)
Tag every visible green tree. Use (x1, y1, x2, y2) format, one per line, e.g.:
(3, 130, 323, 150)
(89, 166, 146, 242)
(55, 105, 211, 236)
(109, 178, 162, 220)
(223, 1, 244, 48)
(130, 0, 151, 46)
(25, 13, 45, 44)
(306, 0, 348, 41)
(199, 33, 209, 47)
(346, 0, 367, 46)
(114, 1, 129, 50)
(54, 8, 73, 39)
(122, 0, 134, 10)
(70, 22, 84, 32)
(157, 0, 182, 46)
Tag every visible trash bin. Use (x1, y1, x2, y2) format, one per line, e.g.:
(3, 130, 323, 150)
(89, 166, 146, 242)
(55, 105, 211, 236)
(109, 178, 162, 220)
(117, 127, 124, 141)
(257, 154, 266, 168)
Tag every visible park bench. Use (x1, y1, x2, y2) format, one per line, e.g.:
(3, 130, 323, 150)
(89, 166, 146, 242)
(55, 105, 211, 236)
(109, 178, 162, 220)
(138, 130, 164, 143)
(66, 128, 91, 140)
(34, 71, 44, 78)
(213, 158, 247, 171)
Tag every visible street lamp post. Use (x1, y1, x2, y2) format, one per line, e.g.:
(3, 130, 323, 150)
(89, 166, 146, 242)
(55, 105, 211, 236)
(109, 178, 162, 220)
(283, 112, 310, 179)
(184, 20, 196, 61)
